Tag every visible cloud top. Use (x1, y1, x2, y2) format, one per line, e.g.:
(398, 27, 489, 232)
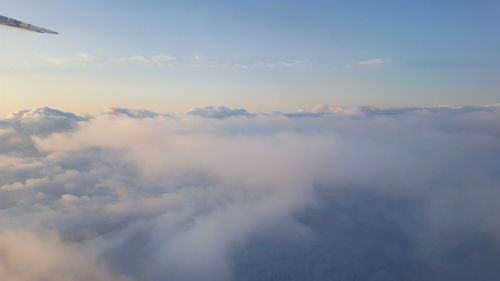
(187, 106, 255, 119)
(1, 104, 500, 281)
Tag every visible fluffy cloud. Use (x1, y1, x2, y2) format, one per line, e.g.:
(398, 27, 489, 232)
(310, 104, 500, 117)
(0, 231, 131, 281)
(187, 106, 255, 119)
(1, 105, 500, 281)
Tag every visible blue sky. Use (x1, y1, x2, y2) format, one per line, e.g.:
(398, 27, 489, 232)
(1, 0, 499, 114)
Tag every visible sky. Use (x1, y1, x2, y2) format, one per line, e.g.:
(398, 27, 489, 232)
(1, 0, 500, 115)
(3, 2, 500, 280)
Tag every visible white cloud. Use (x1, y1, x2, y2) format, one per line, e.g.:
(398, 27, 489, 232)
(223, 60, 307, 70)
(38, 53, 305, 70)
(40, 52, 103, 67)
(348, 58, 392, 68)
(1, 105, 500, 280)
(40, 52, 177, 68)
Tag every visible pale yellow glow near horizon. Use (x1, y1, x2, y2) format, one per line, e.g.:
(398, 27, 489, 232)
(1, 88, 309, 119)
(1, 73, 327, 117)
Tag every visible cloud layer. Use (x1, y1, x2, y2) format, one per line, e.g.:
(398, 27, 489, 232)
(1, 105, 500, 281)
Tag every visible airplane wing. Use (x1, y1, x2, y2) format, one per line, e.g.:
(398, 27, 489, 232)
(0, 15, 58, 34)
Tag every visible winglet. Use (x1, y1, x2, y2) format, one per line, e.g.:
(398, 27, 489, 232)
(0, 15, 58, 34)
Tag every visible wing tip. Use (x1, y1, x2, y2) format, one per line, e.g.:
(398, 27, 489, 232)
(0, 15, 58, 34)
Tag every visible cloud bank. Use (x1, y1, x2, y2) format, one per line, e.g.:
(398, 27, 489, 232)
(1, 105, 500, 281)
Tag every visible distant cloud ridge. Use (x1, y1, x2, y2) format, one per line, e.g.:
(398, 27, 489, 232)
(187, 106, 255, 119)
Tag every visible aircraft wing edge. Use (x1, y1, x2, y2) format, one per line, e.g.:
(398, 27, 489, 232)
(0, 15, 58, 34)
